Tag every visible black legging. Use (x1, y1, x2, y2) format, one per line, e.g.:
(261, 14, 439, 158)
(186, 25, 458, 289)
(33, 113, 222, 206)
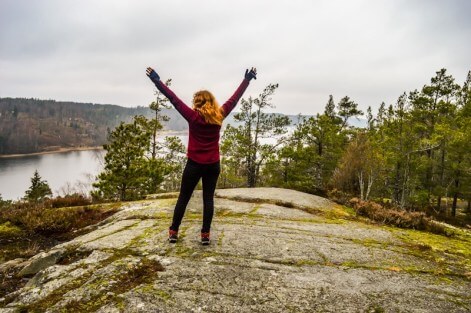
(170, 158, 221, 233)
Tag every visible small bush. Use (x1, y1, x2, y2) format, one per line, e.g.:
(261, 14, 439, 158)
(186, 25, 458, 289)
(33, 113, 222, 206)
(348, 198, 449, 236)
(0, 221, 23, 239)
(44, 193, 92, 208)
(0, 202, 118, 237)
(327, 188, 351, 205)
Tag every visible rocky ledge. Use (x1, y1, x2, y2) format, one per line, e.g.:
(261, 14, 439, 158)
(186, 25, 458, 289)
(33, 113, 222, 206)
(1, 188, 470, 312)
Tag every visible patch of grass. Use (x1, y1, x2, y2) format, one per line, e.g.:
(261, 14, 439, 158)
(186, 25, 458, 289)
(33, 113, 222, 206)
(56, 245, 93, 265)
(13, 243, 163, 312)
(323, 204, 354, 220)
(0, 221, 23, 239)
(0, 264, 25, 301)
(1, 203, 119, 237)
(397, 228, 471, 274)
(0, 235, 55, 269)
(0, 202, 120, 262)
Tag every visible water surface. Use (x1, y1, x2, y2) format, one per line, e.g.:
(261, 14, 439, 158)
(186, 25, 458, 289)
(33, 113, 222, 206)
(0, 149, 105, 200)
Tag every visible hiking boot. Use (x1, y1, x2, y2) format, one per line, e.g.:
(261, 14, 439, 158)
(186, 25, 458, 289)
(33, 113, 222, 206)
(201, 232, 210, 245)
(168, 229, 178, 243)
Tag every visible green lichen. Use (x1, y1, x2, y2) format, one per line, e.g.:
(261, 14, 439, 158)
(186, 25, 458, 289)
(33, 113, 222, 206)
(366, 305, 385, 313)
(21, 252, 164, 313)
(153, 198, 178, 207)
(60, 257, 164, 313)
(217, 210, 253, 219)
(248, 205, 261, 215)
(21, 265, 97, 312)
(323, 204, 354, 220)
(217, 230, 225, 246)
(395, 228, 471, 274)
(133, 282, 172, 302)
(56, 243, 92, 265)
(133, 284, 172, 302)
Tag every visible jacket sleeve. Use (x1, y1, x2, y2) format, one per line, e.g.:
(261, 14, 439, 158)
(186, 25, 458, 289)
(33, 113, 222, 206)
(221, 79, 250, 117)
(150, 78, 197, 122)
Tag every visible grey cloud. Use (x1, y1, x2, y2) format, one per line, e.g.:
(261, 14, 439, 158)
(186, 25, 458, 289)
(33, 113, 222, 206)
(1, 0, 470, 115)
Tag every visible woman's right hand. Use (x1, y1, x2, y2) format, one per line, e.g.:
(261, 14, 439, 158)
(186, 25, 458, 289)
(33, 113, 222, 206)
(245, 67, 257, 81)
(146, 67, 160, 81)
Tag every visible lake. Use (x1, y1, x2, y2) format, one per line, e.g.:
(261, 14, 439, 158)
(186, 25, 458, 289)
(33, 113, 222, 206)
(0, 129, 289, 201)
(0, 149, 106, 201)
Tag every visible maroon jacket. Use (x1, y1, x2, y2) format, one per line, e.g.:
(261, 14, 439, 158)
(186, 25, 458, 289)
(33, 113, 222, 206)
(152, 78, 250, 164)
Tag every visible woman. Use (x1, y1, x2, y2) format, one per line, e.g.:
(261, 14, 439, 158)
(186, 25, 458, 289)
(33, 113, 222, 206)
(146, 66, 257, 245)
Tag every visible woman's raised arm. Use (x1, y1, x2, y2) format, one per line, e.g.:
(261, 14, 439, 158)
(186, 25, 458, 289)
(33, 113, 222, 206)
(146, 67, 196, 122)
(221, 67, 257, 117)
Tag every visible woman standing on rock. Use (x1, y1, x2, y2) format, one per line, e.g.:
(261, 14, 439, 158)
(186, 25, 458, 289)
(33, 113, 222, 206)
(146, 66, 257, 245)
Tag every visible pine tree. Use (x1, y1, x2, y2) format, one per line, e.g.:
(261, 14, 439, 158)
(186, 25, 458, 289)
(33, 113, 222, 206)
(337, 96, 363, 129)
(448, 70, 471, 216)
(24, 170, 52, 202)
(221, 83, 289, 187)
(264, 96, 350, 194)
(410, 68, 460, 208)
(149, 79, 171, 159)
(93, 116, 154, 201)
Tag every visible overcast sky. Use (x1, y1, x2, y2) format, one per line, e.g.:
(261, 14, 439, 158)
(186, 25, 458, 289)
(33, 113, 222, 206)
(1, 0, 470, 115)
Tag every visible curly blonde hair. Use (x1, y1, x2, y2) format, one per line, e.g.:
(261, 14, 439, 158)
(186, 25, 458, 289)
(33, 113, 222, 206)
(193, 90, 224, 126)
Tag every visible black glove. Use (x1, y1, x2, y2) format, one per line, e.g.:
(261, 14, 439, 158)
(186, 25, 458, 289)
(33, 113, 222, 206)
(245, 67, 257, 81)
(146, 67, 160, 81)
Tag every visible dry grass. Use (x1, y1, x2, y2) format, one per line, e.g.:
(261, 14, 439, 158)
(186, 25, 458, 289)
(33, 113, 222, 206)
(348, 198, 450, 236)
(44, 193, 92, 208)
(0, 202, 117, 236)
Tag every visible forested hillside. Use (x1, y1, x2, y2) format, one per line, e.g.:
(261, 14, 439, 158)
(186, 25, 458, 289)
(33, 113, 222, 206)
(0, 98, 301, 155)
(0, 98, 187, 155)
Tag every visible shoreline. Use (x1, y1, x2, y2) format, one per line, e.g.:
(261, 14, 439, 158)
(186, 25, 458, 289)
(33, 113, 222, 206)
(0, 146, 105, 159)
(0, 130, 187, 159)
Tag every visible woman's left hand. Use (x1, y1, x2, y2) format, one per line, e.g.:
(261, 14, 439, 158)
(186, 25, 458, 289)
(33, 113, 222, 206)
(245, 67, 257, 81)
(146, 67, 160, 81)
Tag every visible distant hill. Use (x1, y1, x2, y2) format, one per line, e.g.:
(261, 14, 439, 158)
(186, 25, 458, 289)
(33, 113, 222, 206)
(0, 98, 303, 155)
(0, 98, 181, 155)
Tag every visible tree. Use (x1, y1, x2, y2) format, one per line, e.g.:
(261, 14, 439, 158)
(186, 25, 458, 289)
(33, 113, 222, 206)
(409, 69, 460, 208)
(267, 95, 358, 194)
(0, 193, 12, 208)
(159, 136, 186, 191)
(24, 170, 52, 202)
(93, 116, 154, 201)
(149, 79, 172, 159)
(448, 70, 471, 216)
(331, 132, 383, 200)
(374, 93, 419, 207)
(337, 96, 363, 130)
(221, 83, 290, 187)
(293, 113, 345, 192)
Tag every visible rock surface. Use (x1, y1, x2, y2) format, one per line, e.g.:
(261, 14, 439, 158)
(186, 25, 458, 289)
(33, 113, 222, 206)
(1, 187, 470, 312)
